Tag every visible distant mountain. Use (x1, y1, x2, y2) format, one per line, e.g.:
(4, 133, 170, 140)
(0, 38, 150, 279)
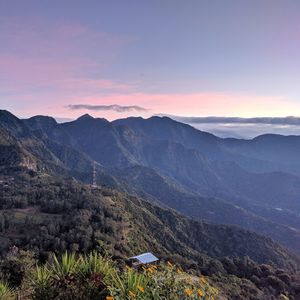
(2, 110, 300, 256)
(0, 110, 33, 138)
(115, 116, 300, 175)
(222, 134, 300, 175)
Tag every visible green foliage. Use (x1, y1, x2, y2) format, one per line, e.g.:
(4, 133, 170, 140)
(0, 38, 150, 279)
(51, 252, 79, 280)
(79, 252, 115, 282)
(31, 252, 110, 300)
(0, 281, 14, 300)
(108, 263, 218, 300)
(31, 265, 54, 300)
(0, 249, 36, 295)
(30, 252, 219, 300)
(1, 174, 300, 299)
(1, 250, 298, 299)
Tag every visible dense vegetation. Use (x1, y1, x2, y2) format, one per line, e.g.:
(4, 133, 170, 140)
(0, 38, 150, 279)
(1, 110, 300, 299)
(2, 109, 300, 255)
(0, 250, 220, 300)
(0, 246, 299, 299)
(0, 169, 300, 299)
(2, 109, 300, 256)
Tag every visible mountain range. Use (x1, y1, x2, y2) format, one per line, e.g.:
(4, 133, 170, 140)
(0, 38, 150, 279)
(2, 109, 300, 248)
(2, 109, 300, 298)
(2, 110, 300, 254)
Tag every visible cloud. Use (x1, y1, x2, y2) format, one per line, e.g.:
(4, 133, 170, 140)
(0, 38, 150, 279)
(67, 104, 149, 113)
(54, 117, 74, 123)
(159, 115, 300, 126)
(154, 114, 300, 139)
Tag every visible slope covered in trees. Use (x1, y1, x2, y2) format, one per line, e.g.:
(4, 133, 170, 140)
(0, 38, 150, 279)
(2, 109, 300, 298)
(2, 110, 300, 254)
(0, 169, 300, 299)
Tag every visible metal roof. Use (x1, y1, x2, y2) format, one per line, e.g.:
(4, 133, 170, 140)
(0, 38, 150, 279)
(129, 252, 159, 264)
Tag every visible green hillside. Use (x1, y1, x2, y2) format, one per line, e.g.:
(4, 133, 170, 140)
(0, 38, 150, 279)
(1, 169, 300, 299)
(1, 110, 300, 299)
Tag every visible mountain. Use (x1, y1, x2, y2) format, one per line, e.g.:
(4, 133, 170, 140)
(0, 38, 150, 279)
(2, 110, 300, 265)
(3, 110, 300, 255)
(1, 175, 299, 300)
(1, 166, 300, 299)
(17, 112, 300, 253)
(2, 170, 297, 269)
(0, 127, 37, 172)
(0, 110, 32, 138)
(223, 134, 300, 175)
(2, 110, 300, 298)
(114, 116, 300, 175)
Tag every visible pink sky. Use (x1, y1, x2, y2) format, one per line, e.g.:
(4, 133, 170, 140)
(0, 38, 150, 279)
(2, 2, 300, 121)
(11, 91, 297, 121)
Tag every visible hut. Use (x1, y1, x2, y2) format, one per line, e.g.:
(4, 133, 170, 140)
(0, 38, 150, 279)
(129, 252, 159, 267)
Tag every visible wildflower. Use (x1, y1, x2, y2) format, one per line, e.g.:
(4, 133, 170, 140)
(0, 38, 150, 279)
(146, 267, 153, 273)
(137, 285, 145, 293)
(106, 296, 113, 300)
(197, 290, 204, 297)
(184, 288, 193, 296)
(128, 290, 136, 298)
(199, 277, 207, 284)
(167, 261, 173, 267)
(176, 268, 182, 274)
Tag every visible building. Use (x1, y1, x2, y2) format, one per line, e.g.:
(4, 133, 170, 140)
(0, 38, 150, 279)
(129, 252, 159, 267)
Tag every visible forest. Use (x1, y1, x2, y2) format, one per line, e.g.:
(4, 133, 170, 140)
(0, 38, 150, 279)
(0, 168, 300, 299)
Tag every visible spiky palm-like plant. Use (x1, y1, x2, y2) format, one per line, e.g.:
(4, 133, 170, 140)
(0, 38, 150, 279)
(78, 252, 112, 298)
(31, 264, 54, 300)
(51, 252, 79, 280)
(109, 267, 149, 300)
(79, 252, 114, 280)
(0, 281, 14, 300)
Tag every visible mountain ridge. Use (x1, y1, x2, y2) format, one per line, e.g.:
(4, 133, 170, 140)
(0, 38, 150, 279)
(2, 110, 300, 256)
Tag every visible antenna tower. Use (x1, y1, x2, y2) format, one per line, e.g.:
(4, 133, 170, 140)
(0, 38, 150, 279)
(92, 161, 97, 187)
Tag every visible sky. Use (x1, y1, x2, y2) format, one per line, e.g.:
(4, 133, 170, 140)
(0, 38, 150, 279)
(1, 0, 300, 137)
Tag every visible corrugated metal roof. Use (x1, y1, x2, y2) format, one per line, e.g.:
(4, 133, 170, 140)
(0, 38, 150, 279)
(129, 252, 159, 264)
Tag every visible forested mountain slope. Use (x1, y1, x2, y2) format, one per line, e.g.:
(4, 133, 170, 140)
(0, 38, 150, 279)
(2, 110, 300, 298)
(4, 110, 299, 254)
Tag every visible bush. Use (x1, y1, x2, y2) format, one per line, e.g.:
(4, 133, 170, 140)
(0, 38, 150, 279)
(0, 281, 14, 300)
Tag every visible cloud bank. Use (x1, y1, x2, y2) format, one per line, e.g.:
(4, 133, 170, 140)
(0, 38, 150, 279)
(156, 115, 300, 139)
(68, 104, 148, 113)
(161, 115, 300, 126)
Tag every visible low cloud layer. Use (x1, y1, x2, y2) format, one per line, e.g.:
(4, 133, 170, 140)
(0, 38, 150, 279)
(162, 115, 300, 126)
(68, 104, 148, 113)
(156, 115, 300, 138)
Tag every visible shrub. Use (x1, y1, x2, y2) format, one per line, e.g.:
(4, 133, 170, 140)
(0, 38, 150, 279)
(108, 261, 219, 300)
(32, 252, 110, 300)
(0, 281, 14, 300)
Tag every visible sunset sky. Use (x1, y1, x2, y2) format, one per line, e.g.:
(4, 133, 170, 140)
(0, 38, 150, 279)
(1, 0, 300, 129)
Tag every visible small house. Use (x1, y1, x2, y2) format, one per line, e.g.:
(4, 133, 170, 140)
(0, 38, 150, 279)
(129, 252, 159, 267)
